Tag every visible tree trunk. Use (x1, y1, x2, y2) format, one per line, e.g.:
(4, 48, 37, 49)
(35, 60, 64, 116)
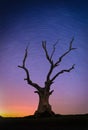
(34, 88, 55, 117)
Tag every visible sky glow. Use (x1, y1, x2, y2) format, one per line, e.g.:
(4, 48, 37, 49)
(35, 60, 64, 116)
(0, 0, 88, 117)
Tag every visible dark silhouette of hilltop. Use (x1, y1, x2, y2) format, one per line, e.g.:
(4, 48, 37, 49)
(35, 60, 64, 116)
(0, 114, 88, 130)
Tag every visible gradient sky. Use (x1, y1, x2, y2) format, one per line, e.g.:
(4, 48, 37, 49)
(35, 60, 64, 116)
(0, 0, 88, 117)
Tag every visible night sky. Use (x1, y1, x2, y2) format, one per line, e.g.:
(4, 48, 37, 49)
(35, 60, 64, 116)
(0, 0, 88, 117)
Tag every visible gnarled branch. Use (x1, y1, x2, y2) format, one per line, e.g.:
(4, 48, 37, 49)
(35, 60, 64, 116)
(42, 41, 53, 64)
(42, 40, 59, 87)
(18, 38, 76, 92)
(43, 37, 76, 87)
(49, 90, 54, 95)
(51, 64, 75, 82)
(18, 47, 40, 91)
(55, 37, 77, 66)
(50, 39, 59, 59)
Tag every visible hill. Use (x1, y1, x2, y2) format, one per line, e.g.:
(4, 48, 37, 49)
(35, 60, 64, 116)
(0, 114, 88, 130)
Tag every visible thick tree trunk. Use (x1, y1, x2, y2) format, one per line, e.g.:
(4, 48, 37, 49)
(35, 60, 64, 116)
(34, 88, 55, 117)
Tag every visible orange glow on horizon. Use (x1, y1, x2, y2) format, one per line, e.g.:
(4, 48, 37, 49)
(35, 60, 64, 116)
(0, 106, 35, 117)
(1, 112, 33, 117)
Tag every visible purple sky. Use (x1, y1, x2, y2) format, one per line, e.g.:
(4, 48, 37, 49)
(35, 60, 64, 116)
(0, 0, 88, 117)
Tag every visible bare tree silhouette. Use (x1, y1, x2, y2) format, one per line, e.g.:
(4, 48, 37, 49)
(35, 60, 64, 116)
(18, 37, 76, 117)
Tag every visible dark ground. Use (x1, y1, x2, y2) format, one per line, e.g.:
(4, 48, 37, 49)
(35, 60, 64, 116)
(0, 114, 88, 130)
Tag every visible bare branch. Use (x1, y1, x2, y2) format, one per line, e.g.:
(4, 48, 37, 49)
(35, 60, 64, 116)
(49, 90, 54, 95)
(55, 37, 77, 66)
(42, 41, 53, 64)
(18, 65, 30, 82)
(43, 38, 76, 89)
(23, 47, 28, 67)
(50, 39, 59, 59)
(18, 46, 40, 91)
(51, 64, 75, 82)
(69, 37, 76, 50)
(18, 38, 76, 92)
(42, 41, 54, 87)
(34, 91, 40, 94)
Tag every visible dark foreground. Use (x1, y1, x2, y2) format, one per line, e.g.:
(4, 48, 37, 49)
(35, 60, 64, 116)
(0, 114, 88, 130)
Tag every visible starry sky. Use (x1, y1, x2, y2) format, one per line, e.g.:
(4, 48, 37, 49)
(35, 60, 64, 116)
(0, 0, 88, 117)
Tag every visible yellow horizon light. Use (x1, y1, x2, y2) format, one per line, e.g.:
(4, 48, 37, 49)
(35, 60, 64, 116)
(0, 111, 33, 117)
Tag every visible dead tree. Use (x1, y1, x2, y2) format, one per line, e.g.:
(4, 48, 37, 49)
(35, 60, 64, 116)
(18, 38, 76, 116)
